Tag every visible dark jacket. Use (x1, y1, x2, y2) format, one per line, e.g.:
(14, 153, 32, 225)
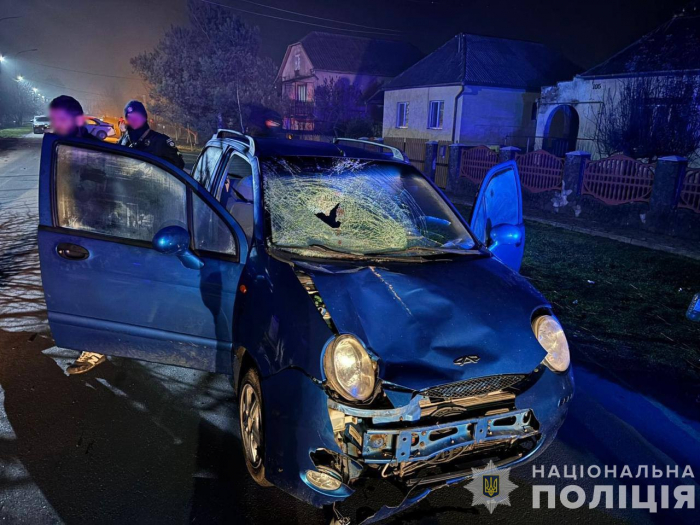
(118, 124, 185, 169)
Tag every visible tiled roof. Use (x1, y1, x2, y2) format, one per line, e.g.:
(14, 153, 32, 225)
(297, 31, 423, 77)
(384, 34, 578, 91)
(582, 10, 700, 77)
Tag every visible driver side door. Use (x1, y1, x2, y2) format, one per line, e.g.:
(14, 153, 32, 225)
(37, 135, 248, 373)
(470, 160, 525, 272)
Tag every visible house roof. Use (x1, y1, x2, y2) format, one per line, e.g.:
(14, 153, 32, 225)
(289, 31, 423, 77)
(383, 33, 578, 91)
(581, 8, 700, 77)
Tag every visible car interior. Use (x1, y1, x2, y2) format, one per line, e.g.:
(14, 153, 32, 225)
(218, 152, 254, 243)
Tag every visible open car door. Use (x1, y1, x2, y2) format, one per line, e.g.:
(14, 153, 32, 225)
(37, 134, 248, 373)
(470, 160, 525, 272)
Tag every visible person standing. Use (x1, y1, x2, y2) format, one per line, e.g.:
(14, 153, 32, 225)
(48, 95, 107, 375)
(48, 95, 101, 141)
(118, 100, 185, 169)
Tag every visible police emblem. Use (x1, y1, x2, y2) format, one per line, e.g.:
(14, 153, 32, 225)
(127, 106, 133, 113)
(483, 475, 499, 497)
(465, 460, 517, 514)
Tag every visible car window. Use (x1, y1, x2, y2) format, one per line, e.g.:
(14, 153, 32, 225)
(85, 119, 97, 125)
(191, 145, 223, 190)
(219, 153, 253, 203)
(216, 153, 254, 243)
(192, 193, 237, 256)
(55, 144, 186, 242)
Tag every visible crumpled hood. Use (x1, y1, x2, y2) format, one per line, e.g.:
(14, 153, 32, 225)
(304, 256, 549, 392)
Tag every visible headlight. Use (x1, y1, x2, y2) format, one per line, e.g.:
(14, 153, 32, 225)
(323, 334, 376, 402)
(532, 315, 570, 372)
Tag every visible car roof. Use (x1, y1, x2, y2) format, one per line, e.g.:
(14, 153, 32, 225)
(252, 137, 398, 162)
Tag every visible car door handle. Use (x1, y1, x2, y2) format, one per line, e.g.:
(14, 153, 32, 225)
(57, 243, 89, 261)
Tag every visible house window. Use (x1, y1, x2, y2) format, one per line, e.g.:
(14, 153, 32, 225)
(428, 100, 444, 129)
(294, 53, 301, 72)
(396, 102, 408, 128)
(296, 84, 307, 101)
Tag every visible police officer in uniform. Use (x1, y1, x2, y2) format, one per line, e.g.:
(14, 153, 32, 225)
(119, 100, 185, 169)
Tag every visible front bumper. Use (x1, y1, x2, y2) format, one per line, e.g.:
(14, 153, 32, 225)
(362, 408, 537, 464)
(261, 364, 573, 516)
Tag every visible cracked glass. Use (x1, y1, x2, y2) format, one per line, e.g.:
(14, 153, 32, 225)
(262, 157, 474, 258)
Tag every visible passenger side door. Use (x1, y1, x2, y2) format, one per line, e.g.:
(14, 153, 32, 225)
(470, 160, 525, 272)
(37, 135, 248, 373)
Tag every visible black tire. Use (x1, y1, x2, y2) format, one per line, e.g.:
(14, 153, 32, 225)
(96, 130, 107, 140)
(33, 127, 40, 134)
(239, 367, 273, 487)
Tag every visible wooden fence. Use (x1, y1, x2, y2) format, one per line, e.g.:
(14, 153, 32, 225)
(515, 150, 563, 193)
(678, 168, 700, 213)
(581, 155, 655, 205)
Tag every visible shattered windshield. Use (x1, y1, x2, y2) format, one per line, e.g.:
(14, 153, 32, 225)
(262, 157, 475, 258)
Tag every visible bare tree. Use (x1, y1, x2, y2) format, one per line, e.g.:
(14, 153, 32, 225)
(594, 76, 700, 162)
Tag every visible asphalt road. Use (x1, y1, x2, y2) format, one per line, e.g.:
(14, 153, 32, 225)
(0, 136, 698, 524)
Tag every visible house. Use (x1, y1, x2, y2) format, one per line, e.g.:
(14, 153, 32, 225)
(535, 5, 700, 158)
(381, 33, 577, 145)
(276, 32, 422, 131)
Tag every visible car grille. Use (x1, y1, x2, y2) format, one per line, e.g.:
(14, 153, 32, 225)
(422, 374, 527, 399)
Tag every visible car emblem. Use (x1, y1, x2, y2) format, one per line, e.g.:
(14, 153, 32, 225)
(453, 354, 480, 366)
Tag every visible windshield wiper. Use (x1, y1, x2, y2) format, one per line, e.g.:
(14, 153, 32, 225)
(273, 243, 368, 259)
(365, 246, 480, 258)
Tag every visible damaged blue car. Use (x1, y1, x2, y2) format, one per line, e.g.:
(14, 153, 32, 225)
(38, 131, 573, 522)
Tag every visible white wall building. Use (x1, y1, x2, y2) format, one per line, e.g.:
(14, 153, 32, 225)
(382, 33, 576, 145)
(535, 6, 700, 159)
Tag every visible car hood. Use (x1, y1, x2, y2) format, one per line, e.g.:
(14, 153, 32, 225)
(303, 256, 549, 392)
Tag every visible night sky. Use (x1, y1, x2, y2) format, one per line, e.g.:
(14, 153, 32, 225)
(0, 0, 690, 115)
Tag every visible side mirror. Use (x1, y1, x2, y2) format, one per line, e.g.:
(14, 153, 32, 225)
(488, 223, 523, 249)
(152, 225, 203, 270)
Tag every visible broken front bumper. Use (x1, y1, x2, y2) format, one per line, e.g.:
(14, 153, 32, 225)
(361, 408, 537, 464)
(260, 363, 573, 514)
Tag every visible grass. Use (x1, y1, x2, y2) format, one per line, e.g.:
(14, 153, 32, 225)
(0, 126, 32, 138)
(454, 204, 700, 379)
(523, 221, 700, 377)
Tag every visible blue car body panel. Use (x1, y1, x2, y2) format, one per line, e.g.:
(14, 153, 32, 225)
(305, 257, 548, 391)
(38, 134, 248, 373)
(470, 160, 525, 272)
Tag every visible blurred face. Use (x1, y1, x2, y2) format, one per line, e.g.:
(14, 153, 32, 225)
(126, 112, 147, 129)
(49, 108, 84, 136)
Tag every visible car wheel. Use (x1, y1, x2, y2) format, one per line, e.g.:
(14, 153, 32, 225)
(96, 130, 107, 140)
(239, 367, 272, 487)
(33, 127, 40, 134)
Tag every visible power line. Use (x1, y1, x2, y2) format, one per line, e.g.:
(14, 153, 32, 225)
(199, 0, 402, 36)
(18, 59, 140, 80)
(231, 0, 400, 33)
(24, 77, 110, 98)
